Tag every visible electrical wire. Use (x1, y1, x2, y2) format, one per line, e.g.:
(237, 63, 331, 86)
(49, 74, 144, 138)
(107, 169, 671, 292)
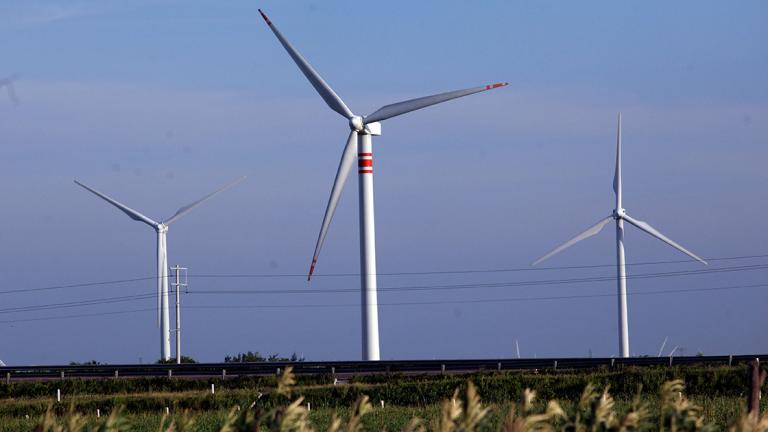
(185, 283, 768, 310)
(0, 293, 155, 314)
(190, 254, 768, 279)
(0, 308, 155, 324)
(1, 253, 765, 296)
(1, 283, 765, 323)
(191, 263, 768, 295)
(0, 262, 765, 315)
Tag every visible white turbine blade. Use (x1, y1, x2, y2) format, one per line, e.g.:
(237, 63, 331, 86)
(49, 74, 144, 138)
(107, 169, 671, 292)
(657, 336, 668, 357)
(308, 130, 358, 280)
(622, 213, 707, 265)
(532, 216, 613, 266)
(258, 9, 353, 119)
(613, 113, 622, 209)
(164, 176, 246, 225)
(364, 82, 509, 124)
(74, 180, 159, 227)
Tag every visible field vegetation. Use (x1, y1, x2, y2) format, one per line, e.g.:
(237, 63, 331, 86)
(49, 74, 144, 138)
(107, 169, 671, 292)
(0, 365, 765, 431)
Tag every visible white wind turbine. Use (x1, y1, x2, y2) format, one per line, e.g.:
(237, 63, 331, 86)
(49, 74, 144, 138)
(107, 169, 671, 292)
(0, 74, 20, 105)
(258, 9, 508, 361)
(75, 177, 245, 360)
(532, 114, 707, 358)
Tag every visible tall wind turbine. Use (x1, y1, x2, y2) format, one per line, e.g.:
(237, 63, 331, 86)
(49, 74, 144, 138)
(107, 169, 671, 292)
(532, 114, 707, 358)
(0, 74, 20, 105)
(258, 9, 508, 361)
(75, 177, 245, 360)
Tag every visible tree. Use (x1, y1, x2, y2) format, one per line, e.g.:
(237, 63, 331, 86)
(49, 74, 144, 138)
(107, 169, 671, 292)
(156, 356, 197, 364)
(224, 351, 304, 363)
(69, 360, 102, 366)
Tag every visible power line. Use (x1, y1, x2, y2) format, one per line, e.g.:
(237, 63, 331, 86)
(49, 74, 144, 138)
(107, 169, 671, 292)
(190, 254, 768, 279)
(0, 263, 765, 314)
(0, 308, 155, 324)
(2, 283, 764, 323)
(1, 253, 765, 296)
(184, 283, 768, 310)
(191, 263, 768, 295)
(0, 277, 156, 296)
(0, 293, 155, 315)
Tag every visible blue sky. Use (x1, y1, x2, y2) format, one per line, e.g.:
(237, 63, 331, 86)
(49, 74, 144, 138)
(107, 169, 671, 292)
(0, 0, 766, 364)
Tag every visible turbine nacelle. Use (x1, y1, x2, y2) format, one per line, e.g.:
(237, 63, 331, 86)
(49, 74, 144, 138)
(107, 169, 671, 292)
(349, 116, 364, 132)
(156, 223, 169, 234)
(348, 117, 380, 135)
(612, 208, 626, 220)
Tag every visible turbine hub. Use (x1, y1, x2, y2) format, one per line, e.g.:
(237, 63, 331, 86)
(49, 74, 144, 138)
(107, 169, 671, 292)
(613, 208, 626, 219)
(157, 224, 169, 233)
(349, 116, 364, 132)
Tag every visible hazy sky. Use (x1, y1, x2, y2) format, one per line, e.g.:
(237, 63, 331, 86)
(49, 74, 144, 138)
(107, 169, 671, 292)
(1, 0, 766, 365)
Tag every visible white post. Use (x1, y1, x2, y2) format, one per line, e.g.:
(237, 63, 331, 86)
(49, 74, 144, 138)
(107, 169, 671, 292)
(56, 389, 61, 403)
(616, 218, 629, 358)
(211, 383, 215, 394)
(158, 227, 171, 361)
(96, 409, 100, 418)
(357, 132, 380, 361)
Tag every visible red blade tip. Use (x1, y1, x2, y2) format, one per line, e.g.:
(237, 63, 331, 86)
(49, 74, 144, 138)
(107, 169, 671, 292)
(258, 9, 272, 26)
(307, 259, 317, 281)
(485, 82, 509, 90)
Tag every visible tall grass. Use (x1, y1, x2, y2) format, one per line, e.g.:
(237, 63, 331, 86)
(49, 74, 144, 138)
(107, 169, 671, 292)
(14, 367, 768, 432)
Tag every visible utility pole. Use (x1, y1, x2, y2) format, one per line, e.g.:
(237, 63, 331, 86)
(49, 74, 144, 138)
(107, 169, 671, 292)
(171, 265, 188, 365)
(748, 358, 767, 420)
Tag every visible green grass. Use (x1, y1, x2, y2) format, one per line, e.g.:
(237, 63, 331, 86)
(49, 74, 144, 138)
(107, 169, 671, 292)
(0, 366, 764, 431)
(0, 394, 763, 431)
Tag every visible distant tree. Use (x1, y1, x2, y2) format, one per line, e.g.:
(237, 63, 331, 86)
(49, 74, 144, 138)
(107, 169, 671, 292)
(69, 360, 102, 366)
(224, 351, 304, 363)
(156, 356, 197, 364)
(225, 351, 266, 363)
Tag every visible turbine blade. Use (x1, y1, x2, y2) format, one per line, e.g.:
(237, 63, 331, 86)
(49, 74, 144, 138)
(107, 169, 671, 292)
(164, 176, 246, 225)
(74, 180, 159, 227)
(622, 213, 707, 264)
(364, 82, 508, 124)
(613, 113, 622, 209)
(657, 336, 668, 357)
(532, 216, 613, 266)
(258, 9, 354, 119)
(308, 130, 358, 280)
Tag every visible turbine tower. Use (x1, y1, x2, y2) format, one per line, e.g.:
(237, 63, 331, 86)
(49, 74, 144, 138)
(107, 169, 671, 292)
(75, 177, 245, 360)
(258, 9, 508, 360)
(532, 114, 707, 358)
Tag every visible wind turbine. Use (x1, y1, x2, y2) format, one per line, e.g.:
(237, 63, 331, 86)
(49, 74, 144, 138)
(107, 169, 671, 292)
(258, 9, 508, 361)
(75, 177, 245, 360)
(0, 74, 20, 105)
(532, 114, 706, 358)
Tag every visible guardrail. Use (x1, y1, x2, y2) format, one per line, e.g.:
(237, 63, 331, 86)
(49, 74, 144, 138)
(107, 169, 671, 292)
(0, 355, 762, 382)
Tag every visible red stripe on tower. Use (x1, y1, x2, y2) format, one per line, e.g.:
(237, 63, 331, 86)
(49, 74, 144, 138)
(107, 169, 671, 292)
(358, 152, 372, 156)
(358, 160, 373, 167)
(359, 169, 373, 174)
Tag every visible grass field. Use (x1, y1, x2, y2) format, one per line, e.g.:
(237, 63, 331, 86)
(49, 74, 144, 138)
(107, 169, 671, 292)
(1, 365, 766, 431)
